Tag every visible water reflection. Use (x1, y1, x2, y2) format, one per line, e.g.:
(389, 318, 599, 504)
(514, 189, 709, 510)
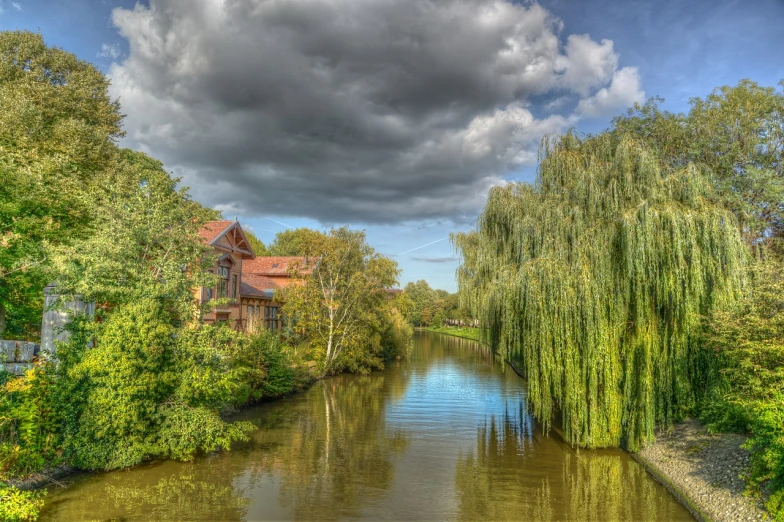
(455, 404, 692, 521)
(39, 332, 691, 521)
(248, 375, 409, 520)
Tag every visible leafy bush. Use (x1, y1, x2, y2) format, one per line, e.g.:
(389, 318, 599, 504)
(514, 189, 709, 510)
(242, 331, 296, 399)
(62, 298, 254, 471)
(380, 308, 413, 361)
(701, 262, 784, 519)
(745, 396, 784, 520)
(0, 485, 44, 522)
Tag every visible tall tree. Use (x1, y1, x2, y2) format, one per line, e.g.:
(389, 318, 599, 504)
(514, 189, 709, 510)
(613, 80, 784, 246)
(50, 149, 218, 315)
(243, 230, 269, 256)
(268, 228, 326, 256)
(454, 132, 746, 450)
(282, 227, 399, 374)
(0, 30, 123, 338)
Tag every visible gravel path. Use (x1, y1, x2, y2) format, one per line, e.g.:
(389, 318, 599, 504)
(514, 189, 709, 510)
(635, 418, 768, 521)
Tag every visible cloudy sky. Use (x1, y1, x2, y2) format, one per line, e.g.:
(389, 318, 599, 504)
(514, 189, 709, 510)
(2, 0, 783, 290)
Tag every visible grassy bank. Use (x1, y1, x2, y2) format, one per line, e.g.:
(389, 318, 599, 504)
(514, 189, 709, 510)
(423, 326, 483, 343)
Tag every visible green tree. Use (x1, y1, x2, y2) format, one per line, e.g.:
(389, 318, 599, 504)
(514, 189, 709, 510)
(0, 30, 123, 338)
(701, 263, 784, 518)
(268, 228, 326, 256)
(453, 132, 746, 450)
(50, 149, 218, 316)
(613, 80, 784, 245)
(282, 227, 399, 374)
(403, 280, 436, 326)
(244, 230, 269, 256)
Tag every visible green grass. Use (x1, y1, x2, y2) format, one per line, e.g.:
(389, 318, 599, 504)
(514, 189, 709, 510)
(423, 326, 483, 342)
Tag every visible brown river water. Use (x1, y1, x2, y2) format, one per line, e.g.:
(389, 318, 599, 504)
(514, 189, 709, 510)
(39, 331, 692, 521)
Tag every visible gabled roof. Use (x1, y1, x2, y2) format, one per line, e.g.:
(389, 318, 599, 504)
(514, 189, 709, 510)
(199, 220, 255, 259)
(240, 273, 281, 300)
(242, 256, 315, 276)
(199, 220, 234, 244)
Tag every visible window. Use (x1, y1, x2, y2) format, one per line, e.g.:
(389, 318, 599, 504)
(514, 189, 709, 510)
(231, 274, 238, 299)
(204, 287, 213, 301)
(265, 306, 281, 330)
(217, 265, 229, 298)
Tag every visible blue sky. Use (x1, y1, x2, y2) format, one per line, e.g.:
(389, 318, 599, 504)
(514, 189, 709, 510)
(2, 0, 782, 291)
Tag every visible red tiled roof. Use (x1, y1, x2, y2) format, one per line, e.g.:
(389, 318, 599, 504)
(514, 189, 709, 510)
(199, 220, 234, 244)
(240, 273, 281, 298)
(242, 256, 315, 276)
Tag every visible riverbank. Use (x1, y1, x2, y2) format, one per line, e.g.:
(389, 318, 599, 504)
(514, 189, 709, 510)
(633, 418, 768, 522)
(422, 326, 483, 342)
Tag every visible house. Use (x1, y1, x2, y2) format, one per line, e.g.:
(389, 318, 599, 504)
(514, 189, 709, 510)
(240, 256, 316, 331)
(239, 273, 283, 331)
(241, 256, 315, 288)
(197, 220, 255, 328)
(197, 221, 318, 331)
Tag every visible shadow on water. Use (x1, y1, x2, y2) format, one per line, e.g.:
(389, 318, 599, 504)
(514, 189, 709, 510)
(39, 331, 692, 521)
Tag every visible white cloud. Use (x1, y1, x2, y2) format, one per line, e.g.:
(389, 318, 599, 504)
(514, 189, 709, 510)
(577, 67, 646, 118)
(11, 2, 21, 11)
(108, 0, 642, 223)
(97, 43, 122, 60)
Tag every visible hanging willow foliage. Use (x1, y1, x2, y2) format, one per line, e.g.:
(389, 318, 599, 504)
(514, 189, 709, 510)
(453, 132, 747, 451)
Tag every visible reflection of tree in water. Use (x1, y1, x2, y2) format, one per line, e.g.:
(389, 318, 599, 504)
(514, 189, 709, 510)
(40, 459, 250, 521)
(254, 373, 409, 520)
(454, 404, 691, 521)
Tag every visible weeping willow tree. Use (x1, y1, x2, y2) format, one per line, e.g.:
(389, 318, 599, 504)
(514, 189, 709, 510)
(453, 132, 747, 451)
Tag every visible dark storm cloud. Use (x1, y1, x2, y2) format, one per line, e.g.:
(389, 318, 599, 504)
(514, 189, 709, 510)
(109, 0, 643, 223)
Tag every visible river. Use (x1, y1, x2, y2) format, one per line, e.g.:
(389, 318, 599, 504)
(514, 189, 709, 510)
(39, 331, 692, 521)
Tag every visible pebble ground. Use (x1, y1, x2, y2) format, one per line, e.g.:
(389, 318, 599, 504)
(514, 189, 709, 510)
(636, 418, 768, 521)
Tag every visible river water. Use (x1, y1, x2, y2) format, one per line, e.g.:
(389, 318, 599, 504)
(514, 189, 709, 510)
(40, 331, 692, 521)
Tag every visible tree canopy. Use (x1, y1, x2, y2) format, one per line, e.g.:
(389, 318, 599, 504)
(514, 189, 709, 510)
(613, 80, 784, 246)
(454, 132, 746, 450)
(268, 228, 326, 256)
(0, 30, 123, 338)
(282, 227, 401, 374)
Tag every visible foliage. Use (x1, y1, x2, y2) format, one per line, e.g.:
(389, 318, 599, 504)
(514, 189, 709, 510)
(379, 307, 413, 361)
(0, 485, 44, 521)
(238, 330, 297, 399)
(613, 80, 784, 245)
(268, 228, 327, 256)
(454, 132, 746, 450)
(0, 368, 61, 477)
(243, 230, 269, 256)
(701, 262, 784, 518)
(50, 148, 218, 316)
(403, 280, 468, 327)
(282, 227, 399, 375)
(59, 298, 254, 471)
(0, 30, 123, 338)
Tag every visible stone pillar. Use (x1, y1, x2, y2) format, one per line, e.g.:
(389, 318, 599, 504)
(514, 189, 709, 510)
(40, 283, 95, 359)
(2, 340, 39, 374)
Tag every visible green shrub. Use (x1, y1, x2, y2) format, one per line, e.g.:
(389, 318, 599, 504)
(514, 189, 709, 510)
(745, 396, 784, 520)
(243, 331, 296, 399)
(702, 262, 784, 519)
(0, 484, 44, 522)
(380, 308, 413, 361)
(63, 298, 255, 471)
